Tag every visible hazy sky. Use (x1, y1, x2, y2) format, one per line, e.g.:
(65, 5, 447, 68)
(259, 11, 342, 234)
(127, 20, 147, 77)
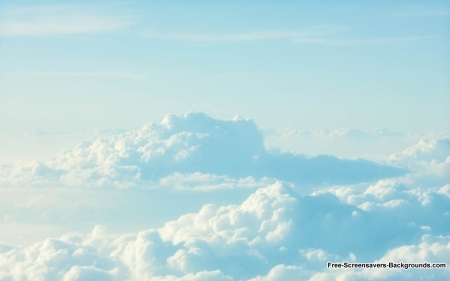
(1, 0, 449, 134)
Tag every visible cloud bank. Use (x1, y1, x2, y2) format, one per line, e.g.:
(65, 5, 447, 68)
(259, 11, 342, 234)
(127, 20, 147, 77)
(1, 182, 448, 280)
(0, 112, 406, 189)
(1, 112, 448, 280)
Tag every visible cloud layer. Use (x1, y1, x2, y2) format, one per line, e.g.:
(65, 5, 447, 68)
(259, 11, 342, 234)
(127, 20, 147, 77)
(1, 182, 448, 280)
(1, 112, 448, 280)
(0, 112, 405, 189)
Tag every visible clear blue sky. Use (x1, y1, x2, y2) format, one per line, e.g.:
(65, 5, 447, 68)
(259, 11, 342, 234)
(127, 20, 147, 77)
(1, 0, 449, 133)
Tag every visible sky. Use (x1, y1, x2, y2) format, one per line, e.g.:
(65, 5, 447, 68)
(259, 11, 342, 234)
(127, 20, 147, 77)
(1, 0, 449, 134)
(0, 1, 449, 281)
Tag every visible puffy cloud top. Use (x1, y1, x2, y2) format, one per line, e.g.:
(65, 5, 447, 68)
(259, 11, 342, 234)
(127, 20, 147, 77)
(392, 139, 450, 163)
(390, 138, 450, 188)
(1, 182, 449, 280)
(1, 112, 406, 188)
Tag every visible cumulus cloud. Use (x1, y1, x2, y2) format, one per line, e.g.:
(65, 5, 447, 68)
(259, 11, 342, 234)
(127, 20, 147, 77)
(1, 182, 448, 280)
(390, 138, 450, 188)
(0, 112, 406, 189)
(1, 114, 447, 281)
(0, 230, 125, 281)
(313, 179, 450, 236)
(391, 138, 450, 163)
(306, 235, 450, 281)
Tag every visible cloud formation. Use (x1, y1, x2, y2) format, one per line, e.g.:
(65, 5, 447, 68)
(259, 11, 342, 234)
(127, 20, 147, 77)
(1, 182, 448, 280)
(390, 138, 450, 188)
(0, 112, 405, 189)
(1, 113, 447, 280)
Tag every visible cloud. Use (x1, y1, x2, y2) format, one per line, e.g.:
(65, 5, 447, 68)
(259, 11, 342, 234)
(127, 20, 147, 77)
(391, 139, 450, 163)
(142, 25, 345, 42)
(0, 230, 125, 281)
(1, 182, 448, 280)
(0, 112, 405, 189)
(390, 139, 450, 188)
(158, 173, 275, 191)
(306, 235, 450, 281)
(0, 5, 132, 36)
(142, 26, 426, 46)
(158, 31, 309, 42)
(9, 71, 147, 80)
(294, 36, 428, 45)
(248, 265, 312, 281)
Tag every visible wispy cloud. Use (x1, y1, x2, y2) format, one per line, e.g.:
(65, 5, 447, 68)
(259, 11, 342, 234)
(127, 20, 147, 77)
(143, 26, 426, 46)
(162, 31, 309, 42)
(294, 36, 428, 45)
(142, 25, 346, 42)
(0, 5, 132, 36)
(9, 71, 146, 79)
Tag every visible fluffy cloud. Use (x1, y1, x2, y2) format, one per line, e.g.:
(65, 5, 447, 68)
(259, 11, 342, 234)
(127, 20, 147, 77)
(0, 112, 405, 189)
(305, 235, 450, 281)
(390, 138, 450, 188)
(391, 139, 450, 163)
(0, 114, 448, 281)
(0, 230, 124, 281)
(2, 181, 447, 281)
(313, 179, 450, 236)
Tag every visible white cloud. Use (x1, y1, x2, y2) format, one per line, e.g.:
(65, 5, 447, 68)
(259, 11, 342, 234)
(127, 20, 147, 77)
(0, 115, 447, 280)
(9, 71, 147, 79)
(142, 25, 345, 42)
(159, 173, 275, 191)
(294, 36, 428, 45)
(391, 139, 450, 163)
(0, 112, 405, 189)
(147, 271, 234, 281)
(0, 5, 132, 36)
(161, 31, 310, 42)
(142, 24, 426, 46)
(62, 266, 120, 281)
(0, 232, 125, 281)
(390, 139, 450, 188)
(306, 235, 450, 281)
(1, 180, 449, 280)
(248, 265, 312, 281)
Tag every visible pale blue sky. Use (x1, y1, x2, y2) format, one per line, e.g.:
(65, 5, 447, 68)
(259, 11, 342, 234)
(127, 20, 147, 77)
(0, 0, 449, 134)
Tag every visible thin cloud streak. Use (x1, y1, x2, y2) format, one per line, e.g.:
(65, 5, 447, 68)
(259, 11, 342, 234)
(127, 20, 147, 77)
(142, 25, 346, 42)
(143, 29, 427, 46)
(294, 36, 428, 45)
(9, 71, 146, 79)
(164, 31, 309, 42)
(0, 5, 132, 36)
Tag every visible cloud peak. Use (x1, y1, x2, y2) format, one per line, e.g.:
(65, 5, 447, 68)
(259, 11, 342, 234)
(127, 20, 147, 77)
(1, 112, 406, 189)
